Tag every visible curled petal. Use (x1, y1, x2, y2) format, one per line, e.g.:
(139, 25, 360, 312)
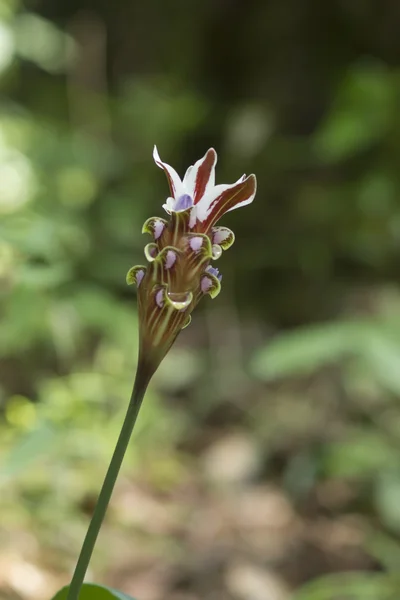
(212, 226, 235, 250)
(153, 146, 184, 199)
(142, 216, 167, 240)
(144, 242, 159, 262)
(186, 233, 213, 268)
(126, 265, 146, 286)
(182, 314, 192, 329)
(166, 290, 193, 310)
(183, 148, 217, 204)
(212, 244, 222, 260)
(155, 245, 181, 270)
(165, 249, 177, 269)
(201, 272, 222, 299)
(183, 233, 213, 280)
(195, 174, 257, 230)
(189, 235, 204, 252)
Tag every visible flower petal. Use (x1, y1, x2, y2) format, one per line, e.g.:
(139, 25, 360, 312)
(211, 244, 222, 260)
(144, 242, 159, 262)
(166, 290, 193, 310)
(155, 287, 165, 308)
(153, 146, 184, 199)
(174, 193, 193, 211)
(182, 314, 192, 329)
(162, 197, 175, 215)
(126, 265, 147, 286)
(196, 174, 256, 229)
(142, 216, 168, 240)
(183, 148, 217, 204)
(188, 235, 204, 252)
(201, 272, 222, 299)
(211, 226, 235, 250)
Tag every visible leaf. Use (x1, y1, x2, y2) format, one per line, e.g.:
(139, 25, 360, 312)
(13, 13, 76, 73)
(314, 63, 394, 162)
(367, 529, 400, 573)
(375, 472, 400, 533)
(323, 431, 395, 478)
(0, 423, 56, 483)
(250, 320, 370, 380)
(51, 583, 137, 600)
(292, 572, 398, 600)
(361, 334, 400, 395)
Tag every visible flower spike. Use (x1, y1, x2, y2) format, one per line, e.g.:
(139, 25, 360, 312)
(128, 146, 256, 372)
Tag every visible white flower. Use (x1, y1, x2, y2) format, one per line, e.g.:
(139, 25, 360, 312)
(153, 146, 256, 231)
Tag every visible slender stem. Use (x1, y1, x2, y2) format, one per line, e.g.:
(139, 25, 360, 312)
(67, 368, 151, 600)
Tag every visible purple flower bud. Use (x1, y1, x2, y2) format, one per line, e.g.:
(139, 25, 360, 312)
(201, 276, 212, 293)
(174, 194, 193, 211)
(136, 269, 145, 286)
(153, 219, 165, 240)
(189, 236, 203, 252)
(206, 265, 222, 281)
(165, 249, 176, 269)
(155, 288, 164, 308)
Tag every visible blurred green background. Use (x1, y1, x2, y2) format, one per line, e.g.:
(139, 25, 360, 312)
(2, 0, 400, 599)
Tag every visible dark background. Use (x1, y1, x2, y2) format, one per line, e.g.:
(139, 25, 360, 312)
(2, 1, 400, 599)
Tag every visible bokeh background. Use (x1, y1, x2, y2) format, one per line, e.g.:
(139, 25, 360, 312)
(2, 0, 400, 599)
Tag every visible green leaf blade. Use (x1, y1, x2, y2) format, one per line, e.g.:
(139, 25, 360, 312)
(51, 583, 137, 600)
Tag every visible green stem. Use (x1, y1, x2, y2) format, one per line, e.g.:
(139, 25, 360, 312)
(66, 367, 151, 600)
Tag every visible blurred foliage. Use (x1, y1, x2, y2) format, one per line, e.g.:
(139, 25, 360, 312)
(292, 572, 400, 600)
(2, 0, 400, 598)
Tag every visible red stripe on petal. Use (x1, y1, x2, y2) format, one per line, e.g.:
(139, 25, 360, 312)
(193, 148, 217, 204)
(201, 175, 256, 230)
(163, 171, 176, 197)
(153, 146, 182, 199)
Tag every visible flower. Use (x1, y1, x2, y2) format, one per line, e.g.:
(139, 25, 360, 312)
(127, 146, 256, 373)
(153, 146, 256, 231)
